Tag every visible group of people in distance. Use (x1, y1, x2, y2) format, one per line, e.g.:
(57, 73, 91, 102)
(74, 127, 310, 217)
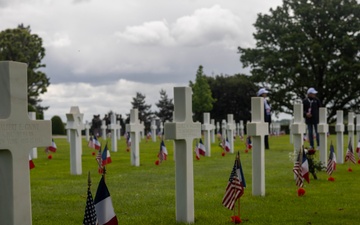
(257, 87, 320, 150)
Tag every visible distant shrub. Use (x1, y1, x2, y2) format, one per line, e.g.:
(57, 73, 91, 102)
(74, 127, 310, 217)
(51, 116, 65, 135)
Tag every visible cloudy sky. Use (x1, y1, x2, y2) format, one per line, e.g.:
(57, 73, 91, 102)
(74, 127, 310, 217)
(0, 0, 283, 122)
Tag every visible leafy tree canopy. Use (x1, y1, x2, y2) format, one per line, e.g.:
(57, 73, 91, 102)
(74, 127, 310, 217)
(238, 0, 360, 122)
(0, 24, 50, 117)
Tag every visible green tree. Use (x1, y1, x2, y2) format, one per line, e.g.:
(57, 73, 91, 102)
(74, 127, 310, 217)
(155, 89, 174, 122)
(238, 0, 360, 122)
(207, 74, 257, 123)
(130, 92, 152, 129)
(189, 65, 216, 122)
(51, 115, 65, 135)
(0, 24, 50, 117)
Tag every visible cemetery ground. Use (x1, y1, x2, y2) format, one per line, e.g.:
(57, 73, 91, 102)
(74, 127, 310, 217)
(31, 135, 359, 225)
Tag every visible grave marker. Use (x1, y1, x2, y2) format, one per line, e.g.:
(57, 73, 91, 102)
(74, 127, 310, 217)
(247, 97, 269, 196)
(201, 112, 214, 156)
(335, 110, 344, 164)
(108, 114, 120, 152)
(28, 112, 38, 159)
(66, 106, 84, 175)
(116, 121, 121, 140)
(347, 112, 355, 151)
(226, 114, 235, 154)
(101, 120, 107, 140)
(356, 114, 360, 150)
(239, 120, 244, 138)
(164, 87, 201, 223)
(210, 119, 215, 143)
(84, 120, 90, 141)
(318, 107, 328, 165)
(221, 119, 227, 140)
(126, 109, 144, 166)
(151, 119, 157, 142)
(0, 61, 52, 225)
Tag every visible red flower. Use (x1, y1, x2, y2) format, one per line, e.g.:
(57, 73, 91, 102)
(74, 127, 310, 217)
(48, 155, 52, 159)
(155, 160, 160, 165)
(328, 177, 335, 181)
(196, 155, 200, 160)
(297, 187, 305, 196)
(221, 152, 225, 157)
(357, 159, 360, 164)
(126, 148, 130, 152)
(307, 149, 316, 155)
(231, 215, 242, 224)
(245, 149, 248, 153)
(92, 152, 96, 156)
(348, 168, 353, 172)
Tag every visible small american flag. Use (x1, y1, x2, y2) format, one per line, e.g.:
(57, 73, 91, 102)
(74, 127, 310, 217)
(293, 150, 304, 187)
(83, 186, 97, 225)
(222, 152, 245, 210)
(345, 138, 356, 164)
(326, 143, 336, 176)
(96, 148, 103, 174)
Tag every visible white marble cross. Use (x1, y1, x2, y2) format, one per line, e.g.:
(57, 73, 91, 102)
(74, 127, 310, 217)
(101, 120, 107, 140)
(66, 106, 84, 175)
(116, 120, 121, 140)
(126, 109, 144, 166)
(201, 112, 214, 156)
(239, 120, 244, 137)
(356, 114, 360, 152)
(247, 97, 269, 196)
(108, 114, 120, 152)
(151, 119, 157, 142)
(164, 87, 201, 223)
(221, 119, 227, 140)
(226, 114, 235, 154)
(318, 107, 328, 165)
(210, 119, 215, 143)
(28, 112, 38, 159)
(335, 110, 344, 164)
(0, 61, 52, 225)
(347, 112, 355, 152)
(291, 103, 306, 156)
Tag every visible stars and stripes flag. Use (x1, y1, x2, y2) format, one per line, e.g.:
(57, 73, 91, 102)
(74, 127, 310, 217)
(45, 139, 57, 153)
(83, 177, 97, 225)
(301, 149, 310, 183)
(326, 143, 336, 176)
(293, 148, 309, 187)
(29, 155, 35, 170)
(88, 136, 101, 150)
(101, 144, 112, 167)
(94, 175, 118, 225)
(222, 151, 246, 210)
(345, 138, 356, 164)
(158, 140, 168, 163)
(96, 148, 103, 174)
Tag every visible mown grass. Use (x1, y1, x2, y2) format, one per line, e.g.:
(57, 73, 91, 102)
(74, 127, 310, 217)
(31, 135, 360, 225)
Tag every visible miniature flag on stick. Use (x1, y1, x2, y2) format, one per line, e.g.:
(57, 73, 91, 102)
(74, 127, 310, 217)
(245, 136, 252, 153)
(83, 172, 97, 225)
(326, 143, 336, 181)
(96, 147, 103, 174)
(101, 144, 112, 166)
(46, 139, 57, 153)
(345, 138, 356, 171)
(94, 175, 118, 225)
(356, 138, 360, 164)
(293, 147, 306, 196)
(88, 136, 101, 151)
(155, 140, 168, 165)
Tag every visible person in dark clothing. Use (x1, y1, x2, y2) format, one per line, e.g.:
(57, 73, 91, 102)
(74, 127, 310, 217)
(303, 87, 321, 149)
(257, 88, 271, 149)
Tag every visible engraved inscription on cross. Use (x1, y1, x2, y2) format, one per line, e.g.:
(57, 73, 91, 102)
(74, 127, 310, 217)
(164, 87, 201, 223)
(126, 108, 144, 166)
(0, 61, 52, 225)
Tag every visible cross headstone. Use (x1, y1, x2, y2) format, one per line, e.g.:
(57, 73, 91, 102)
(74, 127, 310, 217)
(221, 119, 227, 140)
(126, 109, 144, 166)
(140, 121, 145, 139)
(347, 112, 355, 152)
(318, 107, 328, 165)
(108, 114, 120, 152)
(216, 121, 220, 138)
(247, 97, 269, 196)
(210, 119, 215, 143)
(239, 120, 244, 138)
(66, 106, 84, 175)
(101, 120, 107, 140)
(226, 114, 235, 153)
(236, 123, 240, 138)
(116, 121, 121, 140)
(291, 103, 306, 179)
(201, 112, 214, 157)
(164, 87, 201, 223)
(28, 112, 38, 159)
(159, 122, 164, 137)
(84, 120, 90, 141)
(0, 61, 52, 225)
(151, 119, 157, 142)
(289, 119, 294, 144)
(335, 110, 344, 164)
(65, 124, 70, 142)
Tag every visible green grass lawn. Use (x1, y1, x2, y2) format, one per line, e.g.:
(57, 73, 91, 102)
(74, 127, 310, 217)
(30, 135, 360, 225)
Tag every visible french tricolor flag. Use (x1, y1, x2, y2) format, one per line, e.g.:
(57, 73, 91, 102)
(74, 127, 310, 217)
(198, 138, 206, 156)
(29, 155, 35, 170)
(224, 138, 231, 152)
(94, 176, 118, 225)
(94, 136, 101, 150)
(47, 139, 57, 152)
(101, 144, 112, 166)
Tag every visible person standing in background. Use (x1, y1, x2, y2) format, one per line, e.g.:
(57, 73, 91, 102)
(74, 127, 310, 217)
(303, 87, 321, 150)
(257, 88, 271, 149)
